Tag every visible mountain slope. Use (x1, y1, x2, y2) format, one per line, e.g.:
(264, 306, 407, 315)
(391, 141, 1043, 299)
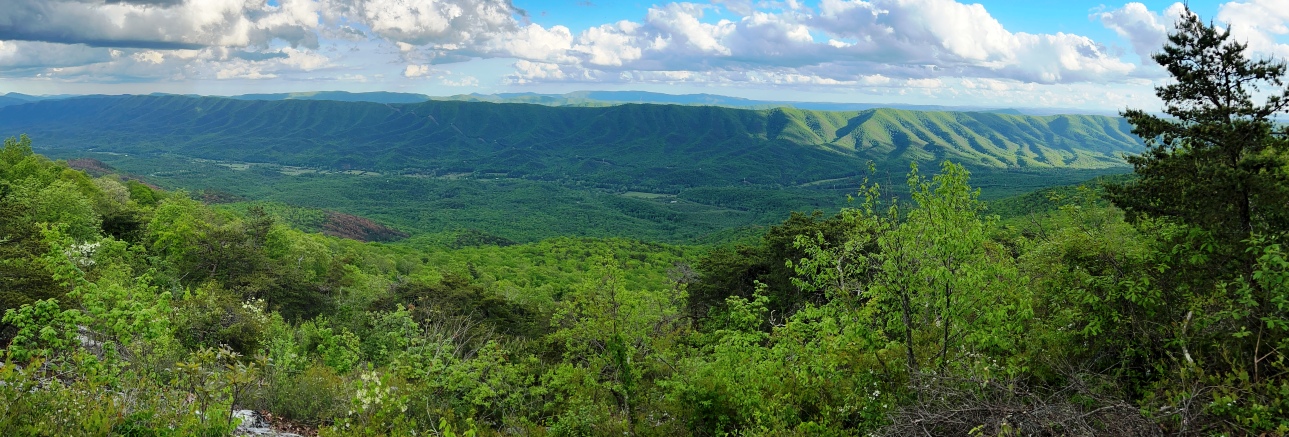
(436, 91, 1108, 115)
(0, 96, 26, 108)
(0, 95, 1141, 191)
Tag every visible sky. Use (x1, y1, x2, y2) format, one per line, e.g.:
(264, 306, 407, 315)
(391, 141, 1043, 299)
(0, 0, 1286, 110)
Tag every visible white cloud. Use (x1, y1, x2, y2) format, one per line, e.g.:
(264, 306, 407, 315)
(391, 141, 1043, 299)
(6, 45, 335, 84)
(496, 0, 1140, 86)
(643, 3, 734, 56)
(278, 48, 331, 70)
(404, 64, 434, 78)
(572, 22, 644, 67)
(0, 0, 320, 49)
(324, 0, 522, 47)
(132, 51, 167, 65)
(441, 75, 479, 87)
(491, 24, 578, 64)
(905, 78, 943, 88)
(3, 0, 1285, 109)
(0, 41, 113, 70)
(507, 60, 574, 84)
(1218, 0, 1289, 58)
(813, 0, 1015, 63)
(806, 0, 1138, 83)
(216, 64, 278, 80)
(1094, 2, 1189, 64)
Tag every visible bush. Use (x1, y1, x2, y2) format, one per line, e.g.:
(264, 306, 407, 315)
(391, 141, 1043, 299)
(172, 284, 268, 355)
(262, 363, 352, 426)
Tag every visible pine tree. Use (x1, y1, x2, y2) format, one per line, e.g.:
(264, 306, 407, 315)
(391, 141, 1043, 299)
(1107, 9, 1289, 255)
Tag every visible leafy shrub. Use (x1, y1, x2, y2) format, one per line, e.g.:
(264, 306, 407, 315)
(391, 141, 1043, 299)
(264, 363, 352, 426)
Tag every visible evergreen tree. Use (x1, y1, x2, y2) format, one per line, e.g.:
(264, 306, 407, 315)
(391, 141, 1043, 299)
(1107, 9, 1289, 255)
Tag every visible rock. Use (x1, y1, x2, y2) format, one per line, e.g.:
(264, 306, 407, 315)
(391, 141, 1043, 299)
(233, 410, 303, 437)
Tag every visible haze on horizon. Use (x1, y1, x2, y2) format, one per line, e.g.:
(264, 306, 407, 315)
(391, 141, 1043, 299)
(1, 0, 1286, 111)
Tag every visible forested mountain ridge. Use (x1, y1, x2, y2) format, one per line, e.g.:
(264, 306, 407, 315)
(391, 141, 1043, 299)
(231, 89, 1109, 115)
(0, 95, 1140, 191)
(0, 95, 29, 108)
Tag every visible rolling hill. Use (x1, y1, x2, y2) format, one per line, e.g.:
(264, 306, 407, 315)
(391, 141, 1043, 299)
(0, 94, 1142, 243)
(0, 96, 26, 108)
(0, 95, 1141, 193)
(438, 91, 1089, 114)
(221, 90, 1111, 115)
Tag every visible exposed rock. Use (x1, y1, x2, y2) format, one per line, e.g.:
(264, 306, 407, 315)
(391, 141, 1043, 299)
(233, 410, 303, 437)
(321, 211, 409, 242)
(66, 158, 114, 176)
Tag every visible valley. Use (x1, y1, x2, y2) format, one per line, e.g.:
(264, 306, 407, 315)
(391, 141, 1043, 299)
(3, 94, 1136, 244)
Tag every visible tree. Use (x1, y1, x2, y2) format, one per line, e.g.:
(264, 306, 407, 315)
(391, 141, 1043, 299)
(1104, 11, 1289, 432)
(866, 162, 1028, 373)
(1107, 8, 1289, 259)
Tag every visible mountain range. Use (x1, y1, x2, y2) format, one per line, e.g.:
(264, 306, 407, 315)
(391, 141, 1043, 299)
(210, 90, 1114, 116)
(0, 94, 1141, 193)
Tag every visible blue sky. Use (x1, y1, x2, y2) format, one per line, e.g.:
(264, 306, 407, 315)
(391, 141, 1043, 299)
(0, 0, 1285, 110)
(523, 1, 1226, 38)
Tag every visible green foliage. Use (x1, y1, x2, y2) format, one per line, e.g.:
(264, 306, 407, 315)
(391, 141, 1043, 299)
(263, 363, 351, 425)
(15, 94, 1139, 245)
(1107, 8, 1289, 261)
(322, 368, 415, 437)
(300, 319, 364, 374)
(171, 345, 265, 432)
(544, 249, 687, 434)
(0, 186, 65, 322)
(399, 339, 536, 429)
(2, 299, 80, 363)
(0, 357, 233, 437)
(867, 162, 1031, 372)
(11, 179, 101, 241)
(5, 96, 1139, 193)
(173, 284, 268, 355)
(1088, 10, 1289, 433)
(688, 210, 852, 324)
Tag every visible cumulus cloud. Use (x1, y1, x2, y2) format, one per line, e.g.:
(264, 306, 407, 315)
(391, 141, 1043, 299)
(323, 0, 524, 47)
(1094, 2, 1189, 64)
(495, 0, 1139, 86)
(1217, 0, 1289, 58)
(4, 45, 332, 84)
(0, 0, 321, 49)
(1095, 1, 1289, 73)
(8, 0, 1142, 87)
(0, 41, 114, 71)
(404, 64, 434, 78)
(441, 75, 479, 86)
(5, 0, 1285, 98)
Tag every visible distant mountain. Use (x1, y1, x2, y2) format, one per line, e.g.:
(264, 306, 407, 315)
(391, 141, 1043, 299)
(230, 91, 432, 104)
(4, 93, 40, 101)
(3, 92, 79, 101)
(435, 91, 1114, 116)
(0, 95, 1141, 192)
(0, 96, 27, 108)
(221, 89, 1112, 116)
(0, 92, 77, 108)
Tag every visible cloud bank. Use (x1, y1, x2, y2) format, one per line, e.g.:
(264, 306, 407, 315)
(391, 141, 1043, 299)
(0, 0, 1286, 107)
